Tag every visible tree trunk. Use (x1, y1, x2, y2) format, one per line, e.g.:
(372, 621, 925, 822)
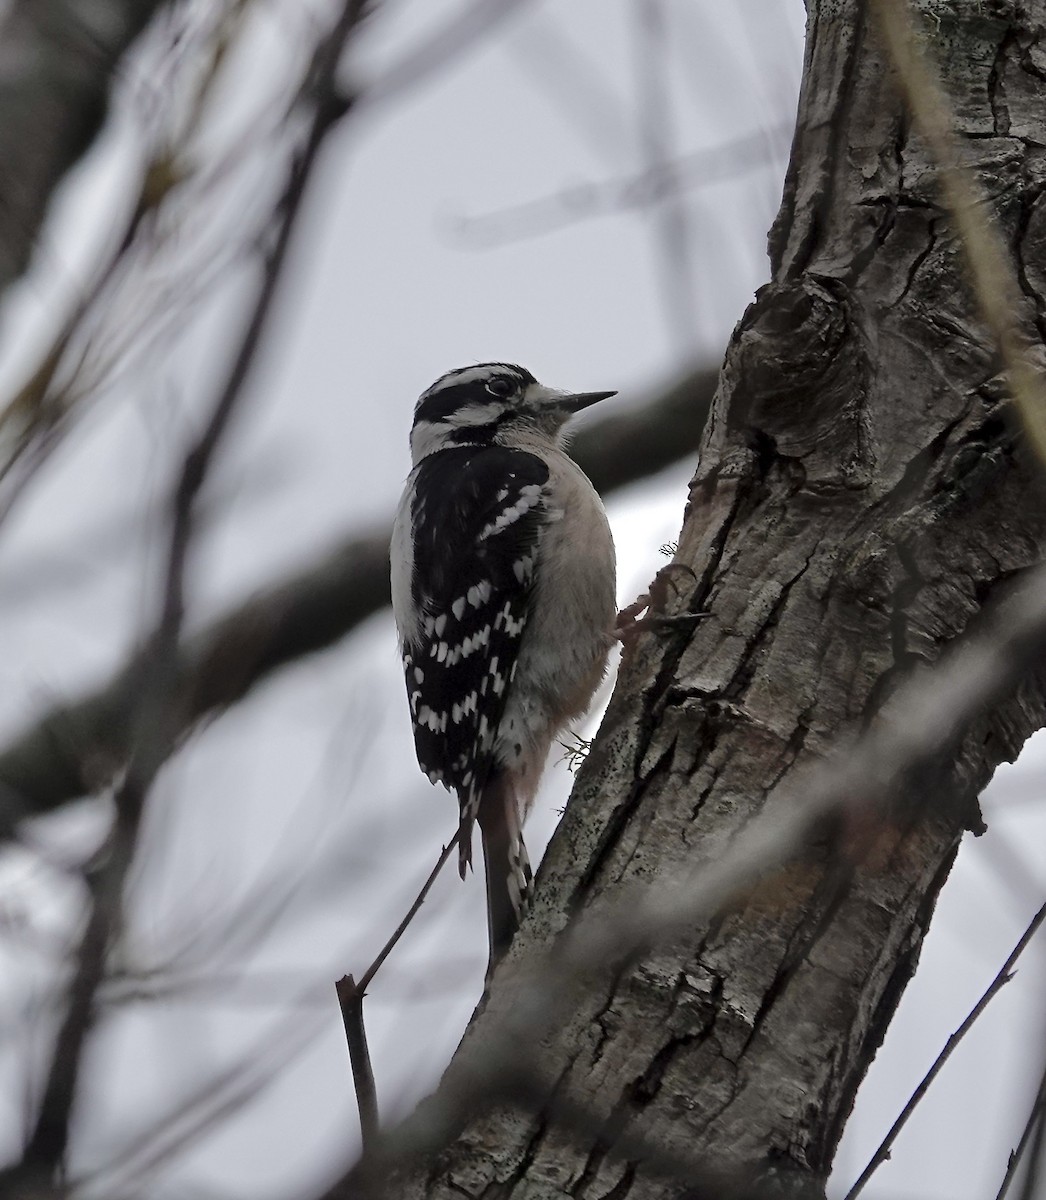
(380, 2, 1046, 1197)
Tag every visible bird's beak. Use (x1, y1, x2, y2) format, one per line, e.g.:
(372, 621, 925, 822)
(561, 389, 617, 413)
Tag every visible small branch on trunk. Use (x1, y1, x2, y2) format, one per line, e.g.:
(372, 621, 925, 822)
(337, 975, 379, 1151)
(335, 832, 460, 1149)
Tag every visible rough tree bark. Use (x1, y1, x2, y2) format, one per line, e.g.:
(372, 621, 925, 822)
(380, 2, 1046, 1197)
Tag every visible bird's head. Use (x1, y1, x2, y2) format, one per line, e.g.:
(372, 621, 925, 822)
(409, 362, 615, 462)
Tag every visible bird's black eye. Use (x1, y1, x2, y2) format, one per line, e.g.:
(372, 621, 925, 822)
(485, 378, 514, 398)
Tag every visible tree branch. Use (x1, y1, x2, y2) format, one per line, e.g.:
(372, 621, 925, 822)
(337, 975, 379, 1151)
(996, 1049, 1046, 1200)
(0, 0, 173, 297)
(844, 897, 1046, 1200)
(335, 833, 460, 1150)
(2, 2, 373, 1186)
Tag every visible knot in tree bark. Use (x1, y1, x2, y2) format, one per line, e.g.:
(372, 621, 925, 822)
(720, 276, 874, 491)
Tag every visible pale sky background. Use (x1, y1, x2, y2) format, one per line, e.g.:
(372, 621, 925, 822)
(0, 2, 1045, 1198)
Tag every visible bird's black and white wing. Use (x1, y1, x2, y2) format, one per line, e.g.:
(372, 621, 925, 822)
(391, 443, 549, 874)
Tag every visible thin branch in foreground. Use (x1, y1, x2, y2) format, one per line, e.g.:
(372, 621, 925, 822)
(844, 897, 1046, 1200)
(356, 831, 460, 996)
(634, 0, 698, 353)
(0, 0, 170, 297)
(336, 832, 460, 1149)
(507, 15, 636, 167)
(361, 0, 530, 106)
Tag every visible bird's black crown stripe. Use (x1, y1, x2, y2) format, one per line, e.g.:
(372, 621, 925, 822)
(413, 363, 537, 428)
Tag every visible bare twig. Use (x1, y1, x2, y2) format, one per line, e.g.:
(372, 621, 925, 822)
(997, 1048, 1046, 1200)
(335, 833, 460, 1149)
(356, 832, 460, 995)
(844, 898, 1046, 1200)
(0, 1, 260, 524)
(1015, 1047, 1046, 1200)
(337, 975, 379, 1150)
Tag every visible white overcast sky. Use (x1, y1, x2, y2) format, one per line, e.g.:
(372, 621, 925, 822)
(0, 2, 1045, 1197)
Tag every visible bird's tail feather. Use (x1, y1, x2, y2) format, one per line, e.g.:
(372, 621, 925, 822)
(477, 771, 533, 972)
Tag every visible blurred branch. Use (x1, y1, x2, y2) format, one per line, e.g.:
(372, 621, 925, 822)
(0, 0, 173, 297)
(634, 0, 697, 350)
(363, 0, 532, 106)
(2, 1, 373, 1188)
(0, 453, 294, 605)
(0, 0, 540, 524)
(844, 896, 1046, 1200)
(444, 126, 791, 248)
(76, 981, 330, 1197)
(0, 364, 716, 836)
(507, 15, 636, 166)
(0, 1, 259, 523)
